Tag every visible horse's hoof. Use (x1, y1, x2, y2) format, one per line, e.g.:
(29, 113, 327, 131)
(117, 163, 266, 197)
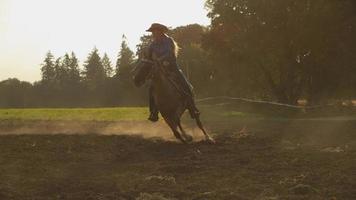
(205, 137, 216, 144)
(184, 135, 193, 143)
(179, 139, 187, 144)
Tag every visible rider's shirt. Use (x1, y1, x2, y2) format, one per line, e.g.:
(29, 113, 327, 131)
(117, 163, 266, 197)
(147, 35, 194, 93)
(148, 35, 178, 71)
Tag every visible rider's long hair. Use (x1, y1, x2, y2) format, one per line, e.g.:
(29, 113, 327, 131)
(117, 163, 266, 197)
(166, 34, 179, 57)
(172, 39, 180, 57)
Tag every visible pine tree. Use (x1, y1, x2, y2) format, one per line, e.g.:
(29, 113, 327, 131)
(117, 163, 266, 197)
(102, 53, 113, 78)
(40, 51, 56, 82)
(54, 57, 65, 86)
(59, 52, 81, 85)
(136, 35, 152, 58)
(115, 35, 135, 78)
(68, 52, 81, 84)
(83, 47, 105, 90)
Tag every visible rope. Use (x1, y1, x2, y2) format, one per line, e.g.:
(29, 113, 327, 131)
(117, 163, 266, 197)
(195, 96, 339, 110)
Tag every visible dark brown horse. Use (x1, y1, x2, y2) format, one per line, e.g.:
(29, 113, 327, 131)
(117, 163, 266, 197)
(133, 60, 215, 144)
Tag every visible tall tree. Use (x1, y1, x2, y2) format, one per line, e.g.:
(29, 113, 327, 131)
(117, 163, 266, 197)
(67, 52, 81, 85)
(102, 53, 113, 78)
(204, 0, 356, 104)
(136, 35, 152, 59)
(55, 52, 82, 106)
(55, 56, 67, 86)
(170, 24, 214, 96)
(115, 35, 135, 78)
(115, 35, 144, 105)
(83, 47, 105, 90)
(40, 51, 55, 82)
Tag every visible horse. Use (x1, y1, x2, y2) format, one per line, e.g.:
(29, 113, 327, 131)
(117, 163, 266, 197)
(132, 59, 215, 144)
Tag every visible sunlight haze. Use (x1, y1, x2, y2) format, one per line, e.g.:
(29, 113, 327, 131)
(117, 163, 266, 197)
(0, 0, 209, 82)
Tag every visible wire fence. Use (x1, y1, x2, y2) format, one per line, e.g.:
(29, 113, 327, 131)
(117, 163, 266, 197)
(195, 96, 355, 114)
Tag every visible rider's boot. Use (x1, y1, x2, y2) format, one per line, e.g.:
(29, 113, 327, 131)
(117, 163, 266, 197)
(148, 86, 159, 122)
(148, 111, 159, 122)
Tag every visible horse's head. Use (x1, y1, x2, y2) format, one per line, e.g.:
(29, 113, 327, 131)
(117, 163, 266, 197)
(132, 58, 154, 87)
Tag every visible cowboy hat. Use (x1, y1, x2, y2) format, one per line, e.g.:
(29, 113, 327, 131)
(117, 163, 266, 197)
(146, 23, 169, 33)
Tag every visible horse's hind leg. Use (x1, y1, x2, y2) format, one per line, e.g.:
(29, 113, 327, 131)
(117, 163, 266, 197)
(178, 122, 193, 143)
(164, 117, 186, 143)
(195, 115, 215, 143)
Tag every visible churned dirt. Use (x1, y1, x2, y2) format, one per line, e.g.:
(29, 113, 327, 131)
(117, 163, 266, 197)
(0, 119, 355, 199)
(0, 120, 207, 141)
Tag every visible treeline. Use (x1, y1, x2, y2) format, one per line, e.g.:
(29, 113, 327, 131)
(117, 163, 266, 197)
(202, 0, 356, 105)
(1, 0, 356, 108)
(0, 36, 147, 107)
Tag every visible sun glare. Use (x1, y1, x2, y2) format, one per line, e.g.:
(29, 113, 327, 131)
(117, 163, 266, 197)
(0, 0, 209, 82)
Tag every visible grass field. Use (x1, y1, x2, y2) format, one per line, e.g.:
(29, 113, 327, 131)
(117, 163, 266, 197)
(0, 107, 355, 199)
(0, 104, 354, 122)
(0, 107, 149, 121)
(0, 106, 264, 122)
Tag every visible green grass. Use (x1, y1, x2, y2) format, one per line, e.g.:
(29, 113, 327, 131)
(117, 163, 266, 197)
(0, 107, 149, 121)
(220, 110, 262, 118)
(0, 106, 260, 122)
(0, 105, 354, 122)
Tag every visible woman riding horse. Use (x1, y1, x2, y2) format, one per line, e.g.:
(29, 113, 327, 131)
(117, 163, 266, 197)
(133, 23, 214, 143)
(144, 23, 200, 122)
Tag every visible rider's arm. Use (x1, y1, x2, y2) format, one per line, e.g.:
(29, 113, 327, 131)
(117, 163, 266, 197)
(160, 38, 179, 72)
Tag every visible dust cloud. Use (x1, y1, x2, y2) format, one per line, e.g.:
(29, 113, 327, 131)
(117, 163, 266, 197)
(0, 120, 207, 141)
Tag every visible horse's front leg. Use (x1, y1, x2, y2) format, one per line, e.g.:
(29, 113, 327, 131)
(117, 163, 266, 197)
(194, 115, 215, 144)
(163, 116, 186, 143)
(178, 123, 193, 143)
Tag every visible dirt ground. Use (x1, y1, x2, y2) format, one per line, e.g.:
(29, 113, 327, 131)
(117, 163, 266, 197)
(0, 119, 355, 200)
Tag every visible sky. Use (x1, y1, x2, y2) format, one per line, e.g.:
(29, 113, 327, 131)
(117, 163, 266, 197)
(0, 0, 210, 82)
